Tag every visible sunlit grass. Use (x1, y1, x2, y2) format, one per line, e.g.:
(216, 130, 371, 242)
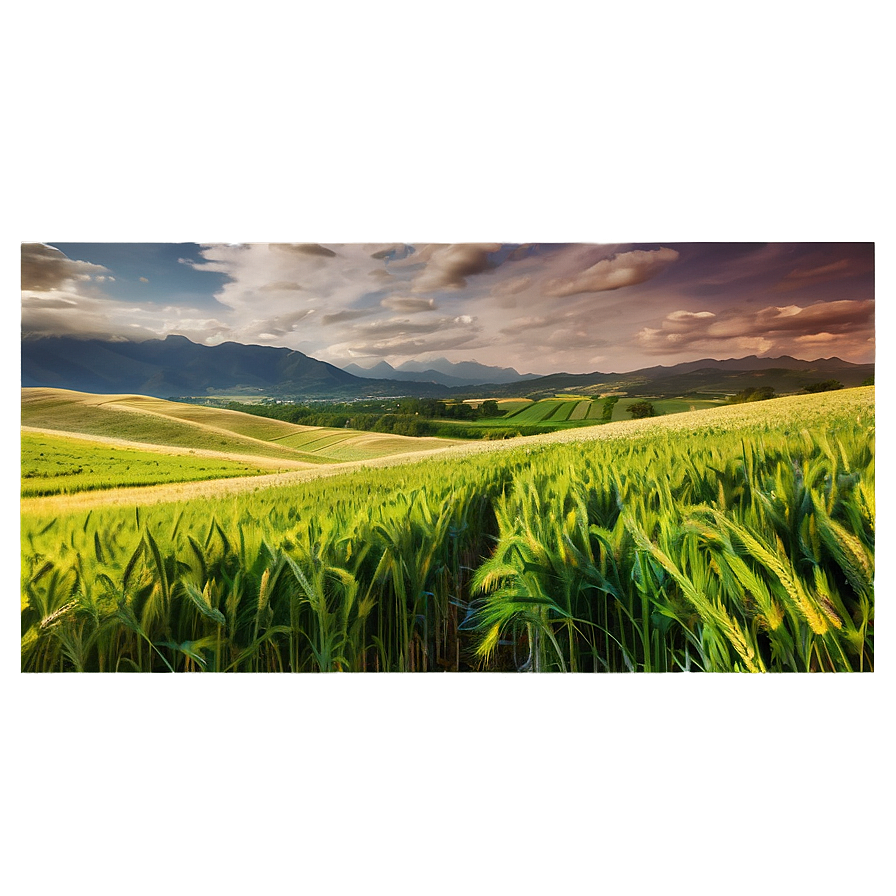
(21, 431, 272, 496)
(21, 387, 874, 673)
(21, 388, 463, 464)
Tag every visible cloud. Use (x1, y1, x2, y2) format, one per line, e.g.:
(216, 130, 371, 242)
(793, 332, 839, 345)
(747, 301, 872, 335)
(21, 243, 111, 291)
(507, 244, 540, 261)
(380, 296, 438, 312)
(491, 275, 532, 298)
(270, 243, 337, 258)
(21, 287, 159, 341)
(635, 299, 874, 357)
(21, 242, 875, 373)
(775, 250, 874, 291)
(21, 296, 78, 310)
(545, 247, 680, 297)
(320, 309, 376, 326)
(245, 309, 316, 336)
(667, 310, 716, 322)
(334, 311, 481, 358)
(545, 327, 610, 350)
(351, 316, 470, 340)
(259, 280, 303, 292)
(344, 331, 483, 357)
(404, 243, 502, 291)
(499, 315, 550, 336)
(370, 244, 412, 260)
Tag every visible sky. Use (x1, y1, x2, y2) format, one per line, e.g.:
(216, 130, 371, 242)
(21, 242, 874, 375)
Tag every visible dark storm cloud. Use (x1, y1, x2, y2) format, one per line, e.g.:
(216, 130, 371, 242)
(21, 242, 110, 290)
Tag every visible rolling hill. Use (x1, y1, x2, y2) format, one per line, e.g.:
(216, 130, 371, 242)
(21, 388, 463, 465)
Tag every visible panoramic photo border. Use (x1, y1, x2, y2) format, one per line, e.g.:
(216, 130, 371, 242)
(19, 241, 875, 674)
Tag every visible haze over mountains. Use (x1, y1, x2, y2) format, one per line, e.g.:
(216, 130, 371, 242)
(21, 334, 874, 400)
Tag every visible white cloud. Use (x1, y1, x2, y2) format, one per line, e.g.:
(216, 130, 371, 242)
(380, 296, 437, 313)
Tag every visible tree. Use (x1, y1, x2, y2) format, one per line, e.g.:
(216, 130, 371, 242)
(627, 401, 656, 419)
(803, 380, 844, 393)
(479, 400, 501, 418)
(728, 386, 775, 404)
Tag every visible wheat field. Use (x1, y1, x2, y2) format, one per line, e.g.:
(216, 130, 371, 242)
(21, 387, 874, 672)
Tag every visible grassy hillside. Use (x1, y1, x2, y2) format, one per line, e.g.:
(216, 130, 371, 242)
(22, 431, 274, 496)
(21, 388, 462, 466)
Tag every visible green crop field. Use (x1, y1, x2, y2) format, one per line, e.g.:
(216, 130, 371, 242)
(21, 387, 874, 673)
(503, 399, 564, 423)
(548, 399, 581, 422)
(21, 431, 273, 496)
(497, 399, 532, 413)
(495, 398, 602, 429)
(610, 396, 725, 421)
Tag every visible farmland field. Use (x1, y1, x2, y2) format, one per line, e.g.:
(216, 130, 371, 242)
(21, 387, 874, 673)
(610, 396, 725, 421)
(22, 388, 463, 465)
(21, 431, 274, 496)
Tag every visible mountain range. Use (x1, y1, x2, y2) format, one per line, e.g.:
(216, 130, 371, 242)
(21, 334, 874, 400)
(342, 358, 538, 387)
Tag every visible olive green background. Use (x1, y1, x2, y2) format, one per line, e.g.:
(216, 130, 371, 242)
(0, 0, 896, 894)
